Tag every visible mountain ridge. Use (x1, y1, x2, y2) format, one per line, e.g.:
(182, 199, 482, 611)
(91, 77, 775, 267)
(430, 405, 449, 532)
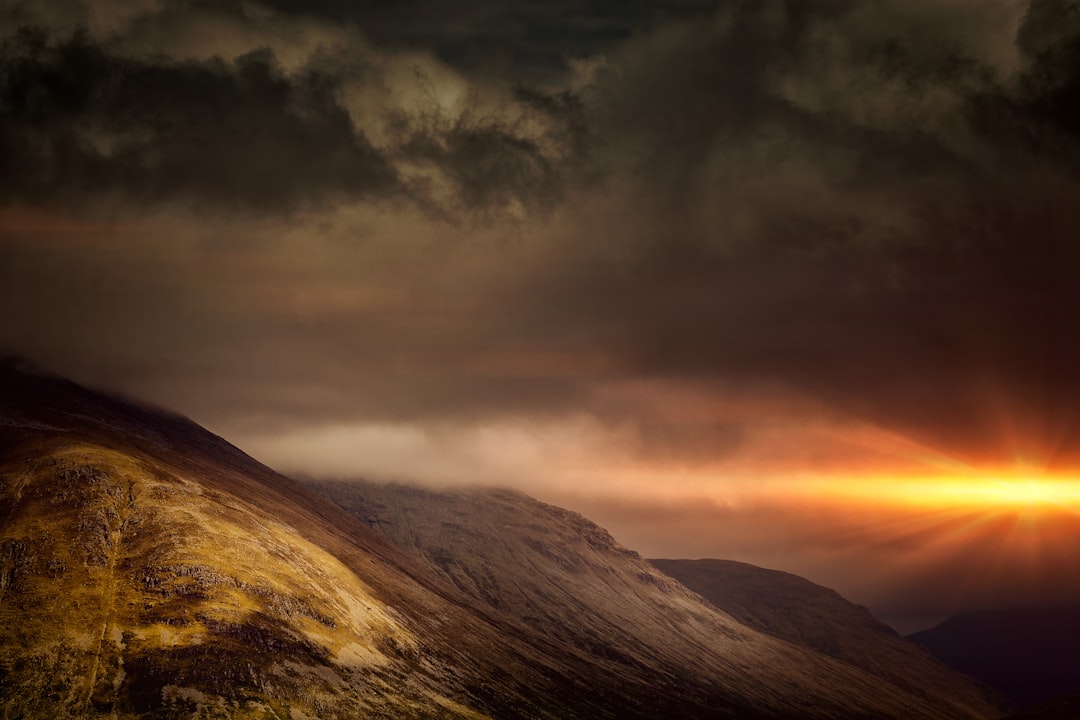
(310, 478, 1005, 720)
(650, 558, 1005, 712)
(0, 365, 1007, 719)
(0, 365, 622, 719)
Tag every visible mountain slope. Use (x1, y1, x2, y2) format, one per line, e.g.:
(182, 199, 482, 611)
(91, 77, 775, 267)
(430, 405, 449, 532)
(649, 559, 1003, 713)
(1, 444, 467, 719)
(311, 479, 1007, 720)
(0, 365, 515, 719)
(908, 608, 1080, 708)
(0, 363, 1009, 719)
(0, 364, 736, 719)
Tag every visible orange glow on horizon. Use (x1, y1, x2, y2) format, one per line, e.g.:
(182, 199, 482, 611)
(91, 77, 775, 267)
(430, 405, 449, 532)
(799, 472, 1080, 511)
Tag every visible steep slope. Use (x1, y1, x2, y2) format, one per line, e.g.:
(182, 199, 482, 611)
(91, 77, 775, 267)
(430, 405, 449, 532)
(312, 479, 1007, 720)
(0, 365, 522, 719)
(0, 444, 471, 719)
(0, 363, 754, 720)
(908, 608, 1080, 708)
(650, 559, 1003, 713)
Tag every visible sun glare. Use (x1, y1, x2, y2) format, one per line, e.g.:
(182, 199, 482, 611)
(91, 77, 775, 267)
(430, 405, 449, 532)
(803, 473, 1080, 511)
(922, 477, 1080, 508)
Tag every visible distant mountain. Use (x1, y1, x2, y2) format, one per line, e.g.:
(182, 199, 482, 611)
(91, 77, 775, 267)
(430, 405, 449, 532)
(908, 608, 1080, 709)
(649, 559, 1003, 711)
(312, 479, 1005, 720)
(1004, 689, 1080, 720)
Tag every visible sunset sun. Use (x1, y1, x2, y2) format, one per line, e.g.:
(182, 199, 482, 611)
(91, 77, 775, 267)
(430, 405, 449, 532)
(803, 472, 1080, 512)
(972, 477, 1080, 507)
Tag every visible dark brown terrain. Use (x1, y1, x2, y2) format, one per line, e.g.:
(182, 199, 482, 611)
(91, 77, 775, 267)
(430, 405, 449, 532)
(908, 608, 1080, 709)
(1004, 690, 1080, 720)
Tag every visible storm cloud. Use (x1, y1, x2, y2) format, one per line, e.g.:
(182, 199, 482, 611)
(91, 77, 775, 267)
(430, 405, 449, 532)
(0, 8, 581, 214)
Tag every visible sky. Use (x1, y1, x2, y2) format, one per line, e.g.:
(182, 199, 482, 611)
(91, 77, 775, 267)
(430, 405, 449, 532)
(4, 0, 1080, 632)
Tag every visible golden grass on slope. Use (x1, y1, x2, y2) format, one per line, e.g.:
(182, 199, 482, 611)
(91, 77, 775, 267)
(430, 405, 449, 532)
(0, 442, 488, 720)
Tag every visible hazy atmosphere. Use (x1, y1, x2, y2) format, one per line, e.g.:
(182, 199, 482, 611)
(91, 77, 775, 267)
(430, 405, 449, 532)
(4, 0, 1080, 632)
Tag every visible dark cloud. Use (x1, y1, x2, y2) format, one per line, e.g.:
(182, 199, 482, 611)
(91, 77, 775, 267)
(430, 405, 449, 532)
(395, 109, 562, 216)
(0, 23, 581, 215)
(0, 27, 396, 211)
(468, 0, 1080, 464)
(4, 0, 1080, 468)
(255, 0, 680, 81)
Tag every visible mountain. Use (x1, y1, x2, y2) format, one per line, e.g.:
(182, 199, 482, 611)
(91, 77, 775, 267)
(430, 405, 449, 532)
(0, 363, 717, 719)
(0, 363, 552, 719)
(649, 559, 1004, 712)
(908, 608, 1080, 709)
(310, 479, 1006, 720)
(0, 362, 1006, 719)
(1004, 689, 1080, 720)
